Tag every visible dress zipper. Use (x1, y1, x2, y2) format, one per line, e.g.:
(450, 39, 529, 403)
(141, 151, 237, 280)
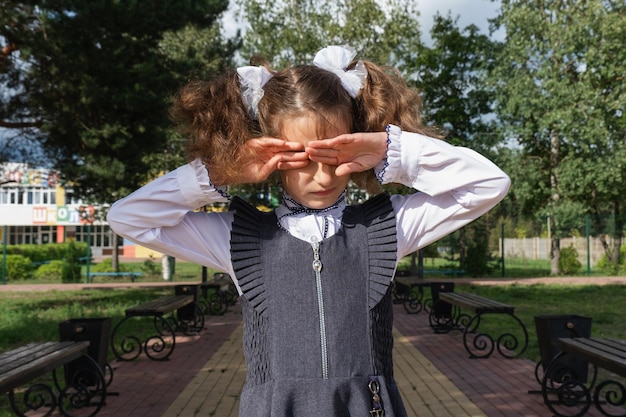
(310, 236, 329, 379)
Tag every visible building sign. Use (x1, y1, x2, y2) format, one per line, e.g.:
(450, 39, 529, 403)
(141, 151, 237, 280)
(32, 205, 84, 225)
(2, 163, 60, 187)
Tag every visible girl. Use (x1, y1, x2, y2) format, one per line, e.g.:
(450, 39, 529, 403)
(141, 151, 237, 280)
(107, 45, 510, 417)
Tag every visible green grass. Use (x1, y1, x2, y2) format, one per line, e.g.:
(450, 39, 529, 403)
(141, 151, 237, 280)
(0, 287, 173, 352)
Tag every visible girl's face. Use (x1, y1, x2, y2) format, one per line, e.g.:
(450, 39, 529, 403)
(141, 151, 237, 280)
(280, 116, 351, 209)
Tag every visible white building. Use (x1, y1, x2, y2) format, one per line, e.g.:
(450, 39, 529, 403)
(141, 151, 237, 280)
(0, 162, 117, 257)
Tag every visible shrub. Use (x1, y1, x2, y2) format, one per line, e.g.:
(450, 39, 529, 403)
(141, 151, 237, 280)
(91, 258, 134, 273)
(4, 255, 35, 281)
(141, 255, 161, 277)
(61, 241, 82, 283)
(595, 244, 625, 275)
(559, 245, 582, 275)
(34, 260, 66, 281)
(6, 242, 88, 264)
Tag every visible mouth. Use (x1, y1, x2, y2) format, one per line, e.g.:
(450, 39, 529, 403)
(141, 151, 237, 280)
(312, 188, 336, 197)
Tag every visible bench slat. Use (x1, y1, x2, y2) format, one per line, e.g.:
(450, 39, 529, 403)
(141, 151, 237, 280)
(0, 342, 71, 374)
(125, 295, 194, 317)
(558, 337, 626, 377)
(439, 292, 514, 314)
(0, 341, 89, 393)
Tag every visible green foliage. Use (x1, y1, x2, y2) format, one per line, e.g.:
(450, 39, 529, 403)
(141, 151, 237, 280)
(33, 260, 66, 281)
(1, 1, 236, 199)
(4, 255, 34, 281)
(492, 0, 626, 271)
(596, 245, 626, 275)
(465, 240, 497, 277)
(60, 241, 83, 283)
(237, 0, 423, 68)
(92, 258, 127, 273)
(141, 256, 162, 277)
(5, 242, 88, 264)
(558, 245, 582, 275)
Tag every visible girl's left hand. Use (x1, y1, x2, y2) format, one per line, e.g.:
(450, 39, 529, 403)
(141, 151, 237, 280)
(306, 132, 387, 176)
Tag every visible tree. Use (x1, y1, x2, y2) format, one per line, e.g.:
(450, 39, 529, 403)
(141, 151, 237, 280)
(403, 14, 504, 272)
(235, 0, 423, 67)
(490, 0, 626, 274)
(0, 0, 237, 202)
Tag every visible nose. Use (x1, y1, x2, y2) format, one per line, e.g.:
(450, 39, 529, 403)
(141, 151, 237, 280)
(312, 162, 335, 186)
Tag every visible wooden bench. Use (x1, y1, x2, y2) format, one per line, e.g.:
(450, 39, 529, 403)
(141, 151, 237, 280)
(110, 286, 204, 362)
(541, 337, 626, 417)
(86, 271, 143, 283)
(430, 292, 529, 359)
(0, 341, 106, 416)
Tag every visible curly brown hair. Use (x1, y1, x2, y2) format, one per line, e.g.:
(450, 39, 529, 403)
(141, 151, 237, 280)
(169, 55, 441, 192)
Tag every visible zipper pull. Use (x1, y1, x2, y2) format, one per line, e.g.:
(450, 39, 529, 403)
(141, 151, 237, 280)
(310, 236, 322, 272)
(369, 377, 385, 416)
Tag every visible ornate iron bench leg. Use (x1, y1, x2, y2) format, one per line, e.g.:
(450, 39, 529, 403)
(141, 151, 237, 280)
(462, 312, 529, 359)
(403, 285, 424, 314)
(541, 350, 597, 417)
(110, 315, 176, 361)
(8, 354, 107, 417)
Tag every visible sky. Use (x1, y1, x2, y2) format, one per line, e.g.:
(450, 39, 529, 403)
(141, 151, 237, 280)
(415, 0, 503, 44)
(222, 0, 504, 45)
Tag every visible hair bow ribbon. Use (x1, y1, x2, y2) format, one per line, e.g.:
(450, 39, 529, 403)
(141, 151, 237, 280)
(237, 66, 273, 119)
(313, 45, 367, 98)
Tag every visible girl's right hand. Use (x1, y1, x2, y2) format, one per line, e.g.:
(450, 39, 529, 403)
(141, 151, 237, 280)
(233, 137, 309, 184)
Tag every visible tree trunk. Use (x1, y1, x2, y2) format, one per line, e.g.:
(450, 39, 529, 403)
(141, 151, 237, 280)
(550, 220, 560, 275)
(112, 231, 119, 272)
(549, 129, 560, 275)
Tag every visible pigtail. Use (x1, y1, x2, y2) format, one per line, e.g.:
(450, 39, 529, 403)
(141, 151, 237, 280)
(351, 61, 442, 139)
(169, 70, 260, 183)
(347, 60, 443, 193)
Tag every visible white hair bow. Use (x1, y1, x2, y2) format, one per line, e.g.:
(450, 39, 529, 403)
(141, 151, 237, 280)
(313, 45, 367, 98)
(237, 66, 273, 119)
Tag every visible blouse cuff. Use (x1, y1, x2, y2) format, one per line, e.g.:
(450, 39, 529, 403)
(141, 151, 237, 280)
(189, 159, 231, 202)
(374, 124, 403, 184)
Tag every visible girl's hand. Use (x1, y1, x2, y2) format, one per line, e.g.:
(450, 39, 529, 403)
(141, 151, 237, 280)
(306, 132, 387, 176)
(235, 137, 308, 184)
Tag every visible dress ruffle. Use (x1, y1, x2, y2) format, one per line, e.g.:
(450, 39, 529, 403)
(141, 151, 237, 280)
(230, 196, 268, 313)
(362, 193, 397, 309)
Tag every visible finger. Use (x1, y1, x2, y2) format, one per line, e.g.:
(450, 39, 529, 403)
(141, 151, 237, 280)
(279, 150, 309, 161)
(280, 141, 306, 151)
(306, 147, 339, 158)
(308, 154, 338, 165)
(250, 138, 305, 151)
(307, 135, 354, 148)
(277, 160, 310, 170)
(335, 162, 365, 176)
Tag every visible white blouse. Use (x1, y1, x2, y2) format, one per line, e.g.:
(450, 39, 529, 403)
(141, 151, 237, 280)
(107, 125, 510, 293)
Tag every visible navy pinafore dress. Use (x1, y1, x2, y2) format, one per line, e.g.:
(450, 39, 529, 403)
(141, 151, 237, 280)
(230, 193, 407, 417)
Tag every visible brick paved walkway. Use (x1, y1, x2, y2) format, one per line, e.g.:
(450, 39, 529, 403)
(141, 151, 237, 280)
(92, 303, 616, 417)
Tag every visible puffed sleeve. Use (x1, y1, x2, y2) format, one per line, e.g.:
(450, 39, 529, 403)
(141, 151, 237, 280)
(106, 159, 235, 274)
(375, 125, 510, 258)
